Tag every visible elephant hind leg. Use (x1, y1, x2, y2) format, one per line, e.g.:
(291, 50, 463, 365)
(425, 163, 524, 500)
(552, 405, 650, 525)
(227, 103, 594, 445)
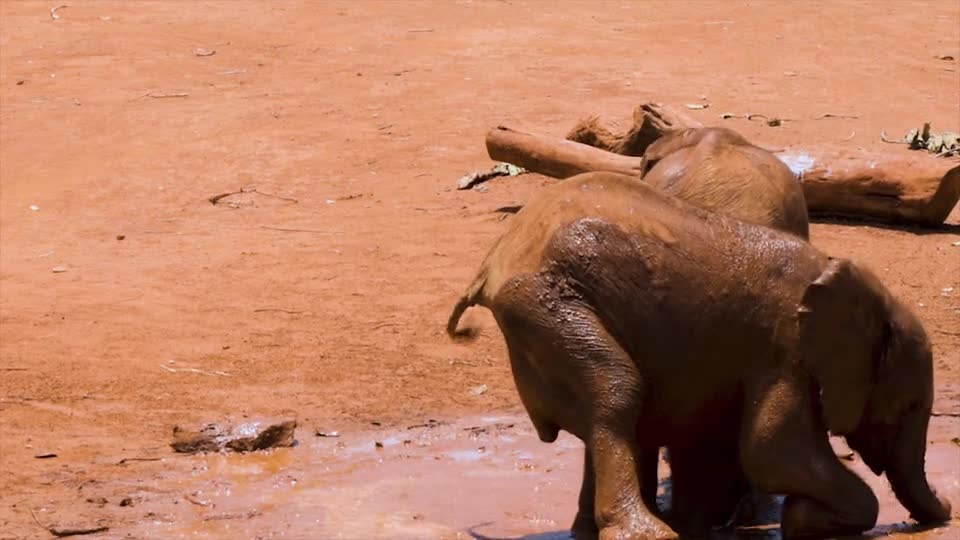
(493, 275, 676, 540)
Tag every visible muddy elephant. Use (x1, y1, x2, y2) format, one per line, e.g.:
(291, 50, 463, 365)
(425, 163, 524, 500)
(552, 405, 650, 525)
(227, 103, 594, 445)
(640, 126, 809, 239)
(639, 126, 809, 525)
(447, 172, 950, 539)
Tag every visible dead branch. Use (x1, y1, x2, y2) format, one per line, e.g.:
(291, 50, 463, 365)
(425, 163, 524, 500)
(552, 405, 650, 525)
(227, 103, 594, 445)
(566, 103, 702, 156)
(116, 456, 164, 465)
(259, 226, 343, 234)
(144, 92, 189, 99)
(29, 507, 109, 537)
(486, 126, 646, 179)
(209, 187, 298, 205)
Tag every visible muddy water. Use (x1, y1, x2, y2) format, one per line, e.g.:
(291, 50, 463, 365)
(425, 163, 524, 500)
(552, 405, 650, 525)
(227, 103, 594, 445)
(122, 415, 958, 539)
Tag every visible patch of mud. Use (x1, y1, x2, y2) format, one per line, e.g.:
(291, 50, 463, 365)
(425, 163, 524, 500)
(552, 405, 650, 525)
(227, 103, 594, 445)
(108, 415, 960, 539)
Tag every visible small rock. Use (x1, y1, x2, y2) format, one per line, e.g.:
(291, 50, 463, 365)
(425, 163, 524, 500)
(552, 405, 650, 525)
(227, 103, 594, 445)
(119, 497, 134, 507)
(29, 204, 39, 211)
(52, 266, 67, 273)
(34, 453, 58, 459)
(374, 441, 384, 449)
(86, 497, 108, 506)
(469, 384, 488, 396)
(116, 234, 125, 241)
(315, 429, 339, 438)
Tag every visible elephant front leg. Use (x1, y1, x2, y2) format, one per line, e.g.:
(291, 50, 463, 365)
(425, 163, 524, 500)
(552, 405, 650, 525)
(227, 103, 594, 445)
(666, 441, 746, 536)
(741, 379, 879, 539)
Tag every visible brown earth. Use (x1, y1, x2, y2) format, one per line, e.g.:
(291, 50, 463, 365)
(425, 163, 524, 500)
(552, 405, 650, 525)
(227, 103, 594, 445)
(1, 1, 958, 539)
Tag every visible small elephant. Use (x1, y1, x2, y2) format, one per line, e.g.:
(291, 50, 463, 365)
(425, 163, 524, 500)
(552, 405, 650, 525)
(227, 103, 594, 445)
(447, 172, 950, 539)
(640, 126, 809, 239)
(639, 126, 809, 527)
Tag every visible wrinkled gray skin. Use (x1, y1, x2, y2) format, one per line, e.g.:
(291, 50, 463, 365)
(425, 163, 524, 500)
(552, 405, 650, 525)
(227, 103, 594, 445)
(448, 173, 950, 539)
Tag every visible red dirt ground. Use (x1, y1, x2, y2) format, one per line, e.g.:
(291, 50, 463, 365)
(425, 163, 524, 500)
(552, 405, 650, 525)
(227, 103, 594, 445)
(1, 1, 958, 539)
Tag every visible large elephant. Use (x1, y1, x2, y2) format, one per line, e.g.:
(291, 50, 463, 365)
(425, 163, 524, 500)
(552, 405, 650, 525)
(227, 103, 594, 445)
(447, 172, 950, 539)
(640, 126, 810, 239)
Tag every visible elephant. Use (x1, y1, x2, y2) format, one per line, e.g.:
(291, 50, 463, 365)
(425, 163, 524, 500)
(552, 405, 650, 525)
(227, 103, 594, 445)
(446, 172, 950, 539)
(638, 126, 810, 525)
(640, 126, 810, 240)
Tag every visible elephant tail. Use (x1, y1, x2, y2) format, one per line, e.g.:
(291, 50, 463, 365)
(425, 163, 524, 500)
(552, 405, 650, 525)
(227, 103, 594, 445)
(446, 272, 488, 341)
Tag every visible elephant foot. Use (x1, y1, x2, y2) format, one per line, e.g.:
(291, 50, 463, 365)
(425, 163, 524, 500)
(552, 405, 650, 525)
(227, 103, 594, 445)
(781, 495, 876, 539)
(597, 514, 678, 540)
(571, 511, 598, 540)
(724, 491, 782, 529)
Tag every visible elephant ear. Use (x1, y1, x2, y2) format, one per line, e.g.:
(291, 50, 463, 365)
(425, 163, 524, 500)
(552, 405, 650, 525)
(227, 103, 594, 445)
(798, 258, 891, 435)
(640, 128, 701, 177)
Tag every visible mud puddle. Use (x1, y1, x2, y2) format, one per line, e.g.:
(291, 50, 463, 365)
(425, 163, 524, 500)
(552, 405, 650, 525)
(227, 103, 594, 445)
(60, 415, 960, 539)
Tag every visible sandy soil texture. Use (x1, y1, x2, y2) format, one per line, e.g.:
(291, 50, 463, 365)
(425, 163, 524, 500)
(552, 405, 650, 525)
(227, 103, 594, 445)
(1, 1, 958, 539)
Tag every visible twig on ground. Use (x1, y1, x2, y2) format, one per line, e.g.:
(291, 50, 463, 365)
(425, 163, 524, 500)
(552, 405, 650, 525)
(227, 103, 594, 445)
(260, 226, 342, 234)
(203, 510, 261, 521)
(880, 130, 907, 144)
(184, 493, 212, 506)
(931, 411, 960, 418)
(117, 456, 164, 465)
(29, 506, 109, 537)
(842, 131, 856, 141)
(159, 364, 231, 377)
(144, 92, 190, 99)
(208, 187, 298, 205)
(814, 113, 859, 120)
(50, 5, 67, 20)
(407, 28, 434, 33)
(253, 308, 304, 314)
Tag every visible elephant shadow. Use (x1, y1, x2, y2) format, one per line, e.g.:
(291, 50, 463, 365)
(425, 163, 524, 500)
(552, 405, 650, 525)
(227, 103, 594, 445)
(810, 215, 960, 236)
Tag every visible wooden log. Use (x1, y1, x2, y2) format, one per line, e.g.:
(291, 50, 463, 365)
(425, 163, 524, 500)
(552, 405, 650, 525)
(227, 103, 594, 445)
(778, 147, 960, 225)
(486, 125, 646, 179)
(485, 125, 960, 225)
(565, 103, 703, 156)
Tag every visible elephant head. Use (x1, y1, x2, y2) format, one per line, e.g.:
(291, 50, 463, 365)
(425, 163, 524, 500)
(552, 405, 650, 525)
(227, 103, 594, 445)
(798, 257, 952, 524)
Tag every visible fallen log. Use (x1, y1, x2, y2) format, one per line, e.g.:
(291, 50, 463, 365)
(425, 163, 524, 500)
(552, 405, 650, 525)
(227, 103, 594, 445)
(486, 125, 646, 179)
(565, 103, 703, 156)
(485, 126, 960, 226)
(779, 147, 960, 225)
